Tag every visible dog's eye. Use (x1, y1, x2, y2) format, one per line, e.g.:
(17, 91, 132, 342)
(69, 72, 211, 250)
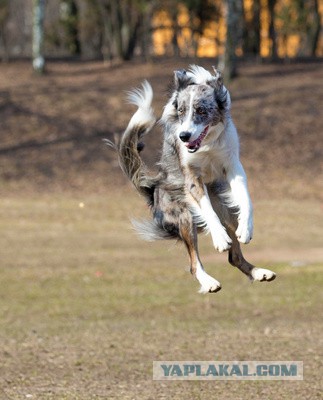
(195, 107, 207, 115)
(178, 108, 185, 116)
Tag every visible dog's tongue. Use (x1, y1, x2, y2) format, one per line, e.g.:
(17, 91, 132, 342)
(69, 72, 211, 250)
(185, 126, 209, 151)
(187, 140, 201, 150)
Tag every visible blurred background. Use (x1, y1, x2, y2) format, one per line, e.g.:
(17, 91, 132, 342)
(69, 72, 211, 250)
(0, 0, 322, 192)
(0, 1, 322, 399)
(1, 0, 322, 74)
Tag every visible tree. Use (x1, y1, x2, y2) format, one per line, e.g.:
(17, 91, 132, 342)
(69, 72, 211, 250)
(96, 0, 153, 62)
(139, 1, 156, 61)
(170, 2, 181, 57)
(268, 0, 277, 59)
(276, 0, 321, 58)
(296, 0, 321, 56)
(242, 0, 261, 57)
(59, 0, 81, 55)
(32, 0, 46, 73)
(185, 0, 220, 57)
(219, 0, 244, 81)
(0, 0, 9, 62)
(309, 0, 321, 56)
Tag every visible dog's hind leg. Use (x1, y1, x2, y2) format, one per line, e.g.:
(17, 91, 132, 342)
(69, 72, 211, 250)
(179, 214, 221, 293)
(228, 234, 276, 282)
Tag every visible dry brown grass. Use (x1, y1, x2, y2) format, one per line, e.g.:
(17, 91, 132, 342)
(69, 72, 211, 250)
(0, 191, 322, 399)
(0, 59, 322, 399)
(0, 59, 322, 199)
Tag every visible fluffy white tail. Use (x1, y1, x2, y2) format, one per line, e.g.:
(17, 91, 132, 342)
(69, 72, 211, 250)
(126, 80, 155, 131)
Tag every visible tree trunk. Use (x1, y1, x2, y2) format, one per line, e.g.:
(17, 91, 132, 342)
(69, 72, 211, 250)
(252, 0, 261, 56)
(124, 15, 141, 60)
(297, 0, 321, 57)
(0, 27, 8, 62)
(107, 0, 141, 61)
(140, 2, 155, 61)
(171, 6, 180, 57)
(96, 0, 113, 62)
(32, 0, 46, 73)
(61, 0, 80, 55)
(0, 0, 9, 62)
(268, 0, 277, 60)
(311, 0, 321, 56)
(219, 0, 243, 81)
(243, 0, 260, 57)
(111, 1, 124, 60)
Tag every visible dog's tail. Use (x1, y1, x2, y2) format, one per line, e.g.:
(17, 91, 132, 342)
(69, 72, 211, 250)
(107, 82, 181, 242)
(107, 81, 157, 203)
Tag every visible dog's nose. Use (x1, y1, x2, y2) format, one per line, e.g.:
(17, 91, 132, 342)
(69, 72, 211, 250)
(179, 131, 191, 142)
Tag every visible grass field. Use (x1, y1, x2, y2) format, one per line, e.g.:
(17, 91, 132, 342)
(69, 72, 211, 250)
(0, 192, 322, 399)
(0, 59, 322, 399)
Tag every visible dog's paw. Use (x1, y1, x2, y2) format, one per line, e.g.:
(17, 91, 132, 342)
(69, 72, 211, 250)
(211, 228, 232, 253)
(236, 215, 253, 244)
(197, 272, 222, 294)
(251, 268, 276, 282)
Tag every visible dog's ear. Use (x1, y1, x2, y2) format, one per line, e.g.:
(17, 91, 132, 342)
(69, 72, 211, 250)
(207, 66, 223, 90)
(174, 69, 193, 91)
(216, 84, 229, 111)
(209, 67, 229, 110)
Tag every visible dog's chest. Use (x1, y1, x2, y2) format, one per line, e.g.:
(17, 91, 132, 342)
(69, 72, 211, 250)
(184, 146, 226, 183)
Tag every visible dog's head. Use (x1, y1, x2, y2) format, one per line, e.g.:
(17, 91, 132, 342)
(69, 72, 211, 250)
(168, 66, 230, 153)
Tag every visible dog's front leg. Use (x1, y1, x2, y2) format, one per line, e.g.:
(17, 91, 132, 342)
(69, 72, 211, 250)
(188, 175, 232, 253)
(226, 158, 253, 244)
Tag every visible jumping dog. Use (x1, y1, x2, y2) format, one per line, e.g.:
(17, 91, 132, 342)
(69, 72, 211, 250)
(109, 65, 276, 293)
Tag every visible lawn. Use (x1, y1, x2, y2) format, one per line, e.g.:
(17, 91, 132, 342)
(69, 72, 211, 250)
(0, 191, 322, 399)
(0, 59, 322, 399)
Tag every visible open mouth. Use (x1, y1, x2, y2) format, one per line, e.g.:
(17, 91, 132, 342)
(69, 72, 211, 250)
(185, 126, 209, 153)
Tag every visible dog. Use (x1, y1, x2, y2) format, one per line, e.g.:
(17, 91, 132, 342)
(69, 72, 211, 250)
(109, 65, 276, 293)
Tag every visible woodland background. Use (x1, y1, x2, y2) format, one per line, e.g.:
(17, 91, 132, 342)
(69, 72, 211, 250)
(0, 0, 322, 78)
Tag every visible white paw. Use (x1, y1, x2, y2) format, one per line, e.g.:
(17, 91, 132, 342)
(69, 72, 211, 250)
(211, 227, 232, 253)
(236, 215, 253, 244)
(196, 271, 221, 294)
(251, 268, 276, 282)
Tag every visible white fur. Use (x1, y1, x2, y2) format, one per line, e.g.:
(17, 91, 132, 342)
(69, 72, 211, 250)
(127, 80, 155, 129)
(195, 261, 221, 293)
(227, 160, 253, 243)
(187, 65, 214, 84)
(179, 93, 203, 139)
(199, 191, 232, 253)
(180, 100, 253, 246)
(251, 268, 276, 282)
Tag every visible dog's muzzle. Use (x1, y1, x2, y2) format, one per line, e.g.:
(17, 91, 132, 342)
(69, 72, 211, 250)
(179, 126, 209, 153)
(179, 131, 191, 142)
